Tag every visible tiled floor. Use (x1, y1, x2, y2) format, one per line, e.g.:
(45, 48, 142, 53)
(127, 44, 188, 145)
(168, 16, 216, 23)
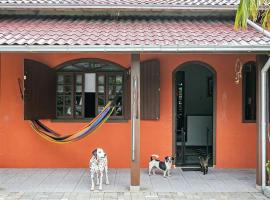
(0, 191, 269, 200)
(0, 168, 257, 193)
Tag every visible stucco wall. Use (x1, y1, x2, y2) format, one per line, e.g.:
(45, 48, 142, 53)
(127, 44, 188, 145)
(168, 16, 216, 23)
(0, 53, 257, 168)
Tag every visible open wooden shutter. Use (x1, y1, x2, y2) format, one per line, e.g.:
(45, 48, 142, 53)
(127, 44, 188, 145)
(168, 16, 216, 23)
(140, 59, 160, 120)
(24, 59, 56, 120)
(124, 69, 131, 120)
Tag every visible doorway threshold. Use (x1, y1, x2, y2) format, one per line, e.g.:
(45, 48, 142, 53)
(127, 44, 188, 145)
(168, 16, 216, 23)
(181, 167, 201, 172)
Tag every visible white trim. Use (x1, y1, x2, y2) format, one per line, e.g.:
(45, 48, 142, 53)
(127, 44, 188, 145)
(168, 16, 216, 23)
(0, 45, 270, 52)
(247, 20, 270, 38)
(0, 5, 237, 11)
(260, 57, 270, 188)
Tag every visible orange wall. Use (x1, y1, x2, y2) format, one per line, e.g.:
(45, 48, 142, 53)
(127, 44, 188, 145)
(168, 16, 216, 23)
(0, 53, 257, 168)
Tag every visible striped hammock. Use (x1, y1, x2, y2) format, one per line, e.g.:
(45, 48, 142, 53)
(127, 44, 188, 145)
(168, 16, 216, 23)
(30, 101, 115, 144)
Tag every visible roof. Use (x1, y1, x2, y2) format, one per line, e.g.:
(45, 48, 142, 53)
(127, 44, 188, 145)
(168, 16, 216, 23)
(0, 16, 269, 52)
(0, 0, 240, 9)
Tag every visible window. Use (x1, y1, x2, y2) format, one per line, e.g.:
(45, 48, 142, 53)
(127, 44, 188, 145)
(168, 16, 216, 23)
(242, 61, 256, 122)
(23, 58, 160, 121)
(56, 59, 126, 120)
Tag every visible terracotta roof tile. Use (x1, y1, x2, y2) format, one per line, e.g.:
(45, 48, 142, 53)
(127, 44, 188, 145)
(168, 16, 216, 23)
(0, 16, 268, 48)
(0, 0, 240, 7)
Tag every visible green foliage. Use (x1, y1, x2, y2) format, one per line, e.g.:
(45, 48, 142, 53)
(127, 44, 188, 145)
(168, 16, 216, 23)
(235, 0, 270, 30)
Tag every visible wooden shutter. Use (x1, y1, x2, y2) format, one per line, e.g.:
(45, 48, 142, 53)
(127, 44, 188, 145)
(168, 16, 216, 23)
(124, 69, 131, 120)
(24, 59, 56, 120)
(140, 59, 160, 120)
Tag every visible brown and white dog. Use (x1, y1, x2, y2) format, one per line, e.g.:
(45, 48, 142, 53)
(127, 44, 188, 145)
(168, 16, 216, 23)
(89, 148, 109, 191)
(148, 154, 174, 177)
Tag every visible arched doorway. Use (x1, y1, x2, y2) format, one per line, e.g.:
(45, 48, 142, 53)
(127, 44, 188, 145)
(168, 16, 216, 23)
(172, 61, 216, 167)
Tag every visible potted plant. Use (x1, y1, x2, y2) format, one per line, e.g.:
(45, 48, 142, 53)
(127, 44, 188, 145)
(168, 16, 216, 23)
(266, 160, 270, 185)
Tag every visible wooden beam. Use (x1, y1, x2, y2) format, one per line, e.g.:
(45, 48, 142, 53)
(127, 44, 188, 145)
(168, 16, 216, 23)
(130, 53, 140, 189)
(256, 55, 268, 186)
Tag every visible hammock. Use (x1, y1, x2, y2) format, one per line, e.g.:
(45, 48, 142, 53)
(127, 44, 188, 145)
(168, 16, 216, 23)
(30, 102, 115, 144)
(18, 78, 115, 144)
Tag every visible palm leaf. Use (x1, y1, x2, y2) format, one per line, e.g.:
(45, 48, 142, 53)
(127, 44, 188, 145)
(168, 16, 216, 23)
(234, 0, 250, 30)
(261, 6, 270, 30)
(235, 0, 270, 30)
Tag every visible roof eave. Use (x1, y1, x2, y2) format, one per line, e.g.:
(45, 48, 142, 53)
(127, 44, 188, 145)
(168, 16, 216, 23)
(0, 45, 269, 53)
(0, 5, 238, 12)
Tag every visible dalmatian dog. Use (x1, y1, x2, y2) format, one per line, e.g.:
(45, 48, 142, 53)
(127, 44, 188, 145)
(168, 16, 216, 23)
(148, 154, 174, 177)
(89, 148, 109, 191)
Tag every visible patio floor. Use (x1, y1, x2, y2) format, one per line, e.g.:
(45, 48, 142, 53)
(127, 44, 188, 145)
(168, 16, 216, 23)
(0, 168, 258, 193)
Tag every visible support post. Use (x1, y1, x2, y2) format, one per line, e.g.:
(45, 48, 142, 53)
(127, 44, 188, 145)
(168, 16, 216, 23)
(130, 53, 140, 190)
(256, 55, 267, 186)
(257, 55, 270, 188)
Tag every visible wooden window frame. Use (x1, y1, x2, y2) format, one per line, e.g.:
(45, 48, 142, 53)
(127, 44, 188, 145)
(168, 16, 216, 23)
(74, 72, 85, 119)
(242, 61, 257, 123)
(56, 72, 85, 119)
(56, 72, 74, 119)
(105, 72, 125, 120)
(56, 70, 126, 121)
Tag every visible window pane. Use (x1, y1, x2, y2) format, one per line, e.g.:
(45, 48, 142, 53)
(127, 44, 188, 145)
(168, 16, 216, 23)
(85, 73, 96, 93)
(76, 85, 82, 93)
(98, 106, 104, 113)
(57, 106, 63, 116)
(98, 76, 105, 85)
(65, 96, 72, 106)
(116, 75, 123, 84)
(243, 62, 256, 121)
(109, 76, 116, 84)
(57, 75, 64, 84)
(108, 95, 115, 101)
(98, 86, 105, 94)
(64, 106, 72, 116)
(61, 65, 80, 71)
(76, 74, 82, 84)
(75, 106, 82, 116)
(64, 75, 72, 84)
(98, 96, 105, 106)
(64, 86, 72, 95)
(75, 62, 89, 69)
(57, 96, 64, 105)
(112, 96, 123, 116)
(75, 96, 82, 106)
(109, 85, 116, 95)
(89, 62, 102, 70)
(116, 85, 123, 94)
(115, 106, 122, 116)
(57, 85, 64, 93)
(107, 73, 124, 117)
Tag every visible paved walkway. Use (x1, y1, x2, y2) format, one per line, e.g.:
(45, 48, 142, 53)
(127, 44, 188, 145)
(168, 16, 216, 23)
(0, 191, 268, 200)
(0, 168, 268, 199)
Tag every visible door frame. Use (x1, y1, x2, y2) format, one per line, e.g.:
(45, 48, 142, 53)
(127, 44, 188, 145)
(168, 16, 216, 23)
(172, 61, 217, 166)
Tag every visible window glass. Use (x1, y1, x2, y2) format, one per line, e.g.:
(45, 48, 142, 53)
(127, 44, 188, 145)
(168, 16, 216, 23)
(76, 74, 83, 84)
(58, 59, 124, 72)
(85, 73, 96, 93)
(243, 62, 256, 122)
(98, 76, 105, 85)
(107, 74, 123, 116)
(56, 59, 125, 119)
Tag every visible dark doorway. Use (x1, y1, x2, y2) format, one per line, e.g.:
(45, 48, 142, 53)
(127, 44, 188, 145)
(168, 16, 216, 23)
(174, 63, 214, 166)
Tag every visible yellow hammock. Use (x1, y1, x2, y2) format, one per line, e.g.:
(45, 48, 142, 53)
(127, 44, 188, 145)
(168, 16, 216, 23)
(30, 101, 115, 144)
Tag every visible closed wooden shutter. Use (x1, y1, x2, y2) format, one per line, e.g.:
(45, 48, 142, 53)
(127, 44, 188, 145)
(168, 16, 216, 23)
(140, 59, 160, 120)
(124, 69, 131, 120)
(24, 59, 56, 120)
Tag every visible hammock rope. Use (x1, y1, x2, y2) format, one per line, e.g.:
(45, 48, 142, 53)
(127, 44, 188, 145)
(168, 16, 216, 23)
(18, 78, 117, 144)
